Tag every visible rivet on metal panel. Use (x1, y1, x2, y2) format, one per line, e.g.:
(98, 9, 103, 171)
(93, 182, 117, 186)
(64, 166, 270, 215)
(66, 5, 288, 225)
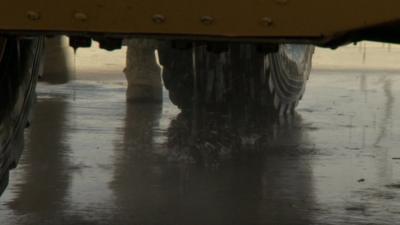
(200, 16, 214, 25)
(261, 17, 274, 27)
(74, 12, 88, 22)
(152, 14, 166, 24)
(26, 11, 41, 21)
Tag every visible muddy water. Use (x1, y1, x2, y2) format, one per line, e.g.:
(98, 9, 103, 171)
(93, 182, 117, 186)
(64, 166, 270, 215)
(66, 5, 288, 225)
(1, 47, 400, 224)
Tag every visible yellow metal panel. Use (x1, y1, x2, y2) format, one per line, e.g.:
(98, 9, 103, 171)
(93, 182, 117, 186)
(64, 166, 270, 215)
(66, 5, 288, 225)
(0, 0, 399, 40)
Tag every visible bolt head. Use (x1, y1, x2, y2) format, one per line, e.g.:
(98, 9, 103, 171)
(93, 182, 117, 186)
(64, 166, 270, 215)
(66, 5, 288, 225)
(26, 11, 41, 21)
(152, 14, 166, 24)
(200, 16, 214, 25)
(74, 12, 88, 21)
(261, 17, 273, 27)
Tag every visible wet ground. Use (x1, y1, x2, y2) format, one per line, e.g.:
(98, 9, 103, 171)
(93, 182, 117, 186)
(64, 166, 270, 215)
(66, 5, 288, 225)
(2, 44, 400, 224)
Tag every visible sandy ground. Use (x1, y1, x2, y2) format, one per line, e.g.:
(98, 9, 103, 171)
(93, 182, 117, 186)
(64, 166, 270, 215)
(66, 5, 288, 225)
(0, 42, 400, 225)
(313, 42, 400, 72)
(43, 38, 400, 81)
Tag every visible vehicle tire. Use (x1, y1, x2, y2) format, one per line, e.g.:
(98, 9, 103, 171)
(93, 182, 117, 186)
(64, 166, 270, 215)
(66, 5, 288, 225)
(268, 44, 314, 114)
(158, 43, 314, 114)
(158, 45, 194, 108)
(0, 36, 44, 195)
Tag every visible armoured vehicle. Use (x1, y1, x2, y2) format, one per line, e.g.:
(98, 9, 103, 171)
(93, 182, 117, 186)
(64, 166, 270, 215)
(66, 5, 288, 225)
(1, 0, 400, 195)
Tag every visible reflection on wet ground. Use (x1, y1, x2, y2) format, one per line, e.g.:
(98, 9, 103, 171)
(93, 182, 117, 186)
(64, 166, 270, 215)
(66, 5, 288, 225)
(1, 71, 400, 224)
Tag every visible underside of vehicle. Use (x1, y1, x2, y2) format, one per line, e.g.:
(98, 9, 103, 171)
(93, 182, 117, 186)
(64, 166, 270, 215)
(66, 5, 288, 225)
(1, 0, 400, 47)
(1, 0, 400, 195)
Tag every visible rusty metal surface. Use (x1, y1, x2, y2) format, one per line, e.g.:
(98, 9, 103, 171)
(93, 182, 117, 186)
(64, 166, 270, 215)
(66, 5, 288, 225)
(0, 0, 399, 42)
